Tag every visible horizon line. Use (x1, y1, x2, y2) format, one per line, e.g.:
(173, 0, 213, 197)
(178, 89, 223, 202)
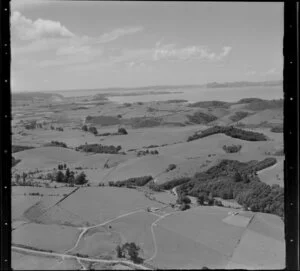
(11, 79, 283, 94)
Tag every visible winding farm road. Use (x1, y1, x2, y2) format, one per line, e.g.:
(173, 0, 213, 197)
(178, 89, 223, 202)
(12, 246, 150, 270)
(13, 200, 179, 269)
(145, 211, 179, 263)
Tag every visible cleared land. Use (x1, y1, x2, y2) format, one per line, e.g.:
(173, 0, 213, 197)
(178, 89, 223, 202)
(12, 223, 81, 253)
(42, 187, 164, 226)
(12, 91, 284, 270)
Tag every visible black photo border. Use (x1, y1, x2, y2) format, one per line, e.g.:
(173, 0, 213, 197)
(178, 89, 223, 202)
(1, 1, 299, 270)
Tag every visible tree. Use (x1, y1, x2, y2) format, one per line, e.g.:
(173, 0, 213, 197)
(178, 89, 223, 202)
(55, 171, 65, 183)
(116, 245, 123, 258)
(88, 126, 98, 135)
(22, 172, 28, 185)
(122, 242, 140, 263)
(46, 172, 53, 182)
(180, 203, 190, 211)
(234, 171, 243, 182)
(118, 127, 128, 135)
(82, 125, 88, 132)
(181, 196, 191, 204)
(15, 174, 20, 183)
(74, 172, 87, 185)
(167, 164, 176, 172)
(65, 168, 71, 183)
(197, 193, 206, 205)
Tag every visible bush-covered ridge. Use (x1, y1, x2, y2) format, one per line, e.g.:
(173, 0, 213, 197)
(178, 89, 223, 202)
(186, 111, 218, 124)
(187, 126, 268, 142)
(244, 99, 283, 111)
(12, 145, 35, 153)
(188, 101, 230, 108)
(229, 111, 250, 122)
(12, 156, 21, 167)
(175, 158, 283, 218)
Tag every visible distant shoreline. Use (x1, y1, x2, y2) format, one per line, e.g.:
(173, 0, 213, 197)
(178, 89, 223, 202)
(12, 80, 282, 94)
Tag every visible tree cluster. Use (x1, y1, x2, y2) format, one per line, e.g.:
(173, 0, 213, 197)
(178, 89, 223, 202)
(108, 176, 153, 188)
(115, 242, 142, 263)
(96, 127, 128, 137)
(44, 141, 68, 148)
(270, 126, 283, 133)
(57, 163, 67, 170)
(137, 149, 159, 157)
(76, 143, 122, 154)
(52, 169, 88, 185)
(147, 180, 163, 192)
(88, 126, 98, 135)
(24, 120, 37, 130)
(186, 111, 218, 124)
(81, 125, 88, 132)
(222, 144, 242, 153)
(187, 126, 268, 142)
(118, 127, 128, 135)
(166, 164, 177, 172)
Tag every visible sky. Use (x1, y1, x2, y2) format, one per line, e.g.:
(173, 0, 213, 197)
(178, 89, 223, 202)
(10, 1, 283, 92)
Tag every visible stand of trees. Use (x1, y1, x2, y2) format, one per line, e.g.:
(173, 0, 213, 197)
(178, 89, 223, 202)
(222, 144, 242, 153)
(96, 127, 128, 137)
(270, 126, 283, 133)
(108, 176, 153, 187)
(44, 141, 68, 148)
(136, 149, 159, 157)
(116, 242, 142, 263)
(187, 126, 268, 142)
(88, 126, 98, 135)
(76, 143, 122, 154)
(166, 164, 177, 172)
(186, 111, 218, 124)
(50, 168, 88, 185)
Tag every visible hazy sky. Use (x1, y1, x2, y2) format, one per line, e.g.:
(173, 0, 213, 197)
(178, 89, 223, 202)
(11, 1, 283, 92)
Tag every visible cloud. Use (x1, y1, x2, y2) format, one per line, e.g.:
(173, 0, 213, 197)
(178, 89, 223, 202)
(38, 55, 93, 68)
(265, 68, 277, 75)
(246, 70, 256, 76)
(56, 44, 94, 56)
(220, 46, 232, 57)
(11, 11, 144, 69)
(96, 26, 144, 44)
(153, 44, 231, 62)
(11, 11, 75, 40)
